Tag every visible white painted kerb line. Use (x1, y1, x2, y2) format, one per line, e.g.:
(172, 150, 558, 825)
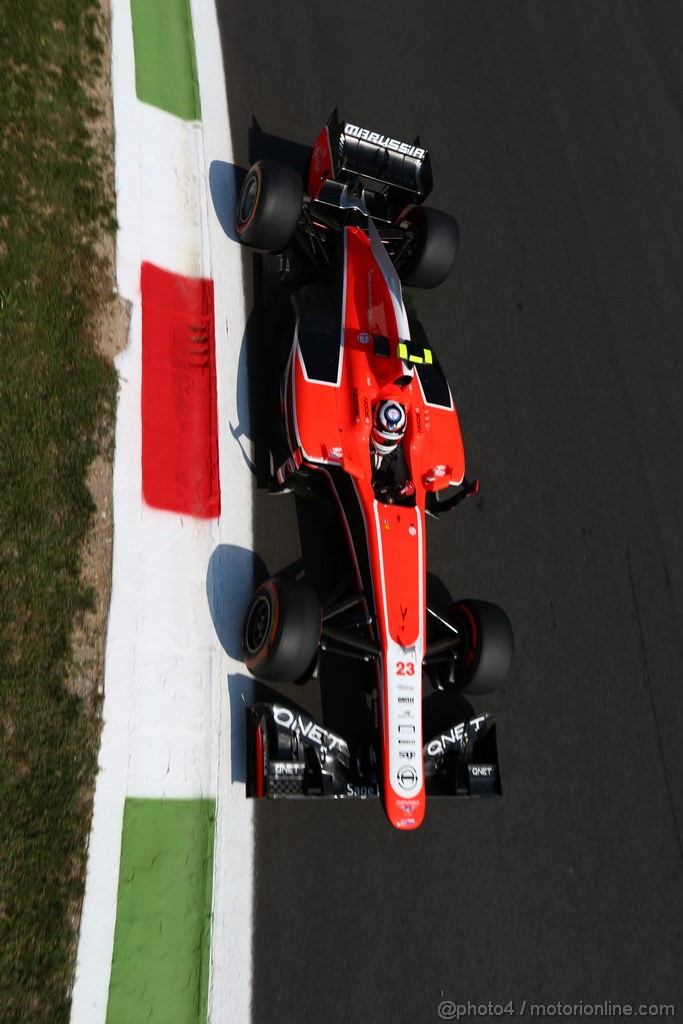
(70, 0, 254, 1021)
(190, 1, 255, 1021)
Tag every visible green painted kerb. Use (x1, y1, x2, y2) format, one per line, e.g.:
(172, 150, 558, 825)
(131, 0, 201, 120)
(106, 798, 215, 1024)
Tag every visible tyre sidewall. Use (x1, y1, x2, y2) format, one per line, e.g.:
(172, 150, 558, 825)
(242, 577, 321, 682)
(236, 163, 263, 237)
(235, 159, 303, 252)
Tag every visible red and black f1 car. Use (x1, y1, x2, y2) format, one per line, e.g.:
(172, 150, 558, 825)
(236, 112, 513, 830)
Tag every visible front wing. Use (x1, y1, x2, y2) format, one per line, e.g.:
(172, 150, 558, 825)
(246, 703, 501, 801)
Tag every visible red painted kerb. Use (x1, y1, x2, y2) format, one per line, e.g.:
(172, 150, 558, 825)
(141, 262, 220, 518)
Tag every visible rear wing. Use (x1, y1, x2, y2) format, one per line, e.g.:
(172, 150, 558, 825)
(308, 109, 433, 206)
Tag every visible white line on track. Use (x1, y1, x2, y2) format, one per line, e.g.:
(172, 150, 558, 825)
(190, 1, 255, 1020)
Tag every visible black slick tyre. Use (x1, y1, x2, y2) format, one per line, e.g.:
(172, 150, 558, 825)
(242, 577, 321, 682)
(235, 160, 303, 252)
(450, 599, 514, 695)
(399, 206, 460, 289)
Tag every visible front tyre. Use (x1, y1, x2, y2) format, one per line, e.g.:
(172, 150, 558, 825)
(235, 160, 303, 252)
(399, 206, 460, 289)
(450, 599, 514, 695)
(242, 577, 321, 682)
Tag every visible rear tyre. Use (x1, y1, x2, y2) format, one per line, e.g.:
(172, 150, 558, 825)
(399, 206, 460, 289)
(449, 599, 514, 695)
(236, 159, 303, 251)
(242, 577, 321, 682)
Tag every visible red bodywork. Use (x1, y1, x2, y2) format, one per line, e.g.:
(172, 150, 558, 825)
(283, 224, 465, 829)
(307, 124, 334, 199)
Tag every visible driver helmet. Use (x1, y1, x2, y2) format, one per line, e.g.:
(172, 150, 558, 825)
(371, 400, 407, 456)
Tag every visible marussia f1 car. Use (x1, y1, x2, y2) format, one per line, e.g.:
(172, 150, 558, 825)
(236, 111, 513, 830)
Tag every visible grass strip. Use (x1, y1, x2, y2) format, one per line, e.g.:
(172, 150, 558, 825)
(0, 3, 117, 1021)
(131, 0, 202, 121)
(106, 799, 215, 1024)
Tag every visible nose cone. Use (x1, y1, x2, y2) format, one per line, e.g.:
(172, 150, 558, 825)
(384, 786, 426, 830)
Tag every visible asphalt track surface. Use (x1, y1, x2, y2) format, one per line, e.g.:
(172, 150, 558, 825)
(215, 3, 683, 1020)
